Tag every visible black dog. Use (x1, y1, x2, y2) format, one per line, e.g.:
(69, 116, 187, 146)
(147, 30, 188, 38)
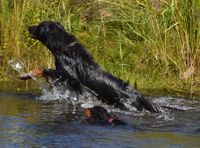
(84, 106, 125, 125)
(28, 21, 161, 113)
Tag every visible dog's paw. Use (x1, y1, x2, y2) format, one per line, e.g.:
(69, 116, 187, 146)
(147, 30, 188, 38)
(30, 69, 43, 78)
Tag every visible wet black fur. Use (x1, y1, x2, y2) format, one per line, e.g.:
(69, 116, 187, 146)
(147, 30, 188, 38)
(86, 106, 126, 125)
(28, 21, 160, 113)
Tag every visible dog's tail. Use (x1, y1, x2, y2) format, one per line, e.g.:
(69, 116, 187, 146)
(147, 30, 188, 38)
(132, 83, 160, 113)
(139, 95, 160, 113)
(135, 95, 160, 113)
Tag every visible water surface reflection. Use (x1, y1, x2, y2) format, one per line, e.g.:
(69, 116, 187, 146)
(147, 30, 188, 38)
(0, 90, 200, 147)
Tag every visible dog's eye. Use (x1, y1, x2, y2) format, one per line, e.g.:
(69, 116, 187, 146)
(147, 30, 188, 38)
(39, 26, 49, 35)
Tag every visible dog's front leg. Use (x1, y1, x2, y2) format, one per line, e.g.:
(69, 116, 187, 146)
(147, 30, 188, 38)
(18, 68, 43, 80)
(43, 69, 83, 93)
(19, 68, 58, 81)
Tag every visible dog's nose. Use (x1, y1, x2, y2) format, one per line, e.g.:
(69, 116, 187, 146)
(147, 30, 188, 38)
(28, 26, 38, 39)
(28, 26, 37, 34)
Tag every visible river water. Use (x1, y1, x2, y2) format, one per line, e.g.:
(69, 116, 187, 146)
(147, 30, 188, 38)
(0, 82, 200, 148)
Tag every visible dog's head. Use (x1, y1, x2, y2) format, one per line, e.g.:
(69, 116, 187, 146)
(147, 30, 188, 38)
(28, 21, 75, 51)
(84, 106, 126, 125)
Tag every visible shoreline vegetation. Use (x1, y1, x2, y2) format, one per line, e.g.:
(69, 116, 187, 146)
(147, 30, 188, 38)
(1, 0, 200, 98)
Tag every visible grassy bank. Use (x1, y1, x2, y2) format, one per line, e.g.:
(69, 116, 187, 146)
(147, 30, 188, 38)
(1, 0, 200, 96)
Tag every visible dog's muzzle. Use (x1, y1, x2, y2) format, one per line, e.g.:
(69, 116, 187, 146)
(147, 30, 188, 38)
(28, 26, 38, 39)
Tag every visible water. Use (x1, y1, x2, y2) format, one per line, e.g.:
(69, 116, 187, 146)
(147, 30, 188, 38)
(9, 58, 50, 94)
(0, 83, 200, 148)
(8, 58, 99, 104)
(3, 59, 200, 147)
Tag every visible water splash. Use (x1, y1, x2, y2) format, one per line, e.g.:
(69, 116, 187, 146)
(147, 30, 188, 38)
(9, 58, 50, 94)
(151, 96, 197, 110)
(8, 58, 199, 121)
(8, 58, 100, 107)
(9, 58, 24, 73)
(156, 112, 175, 121)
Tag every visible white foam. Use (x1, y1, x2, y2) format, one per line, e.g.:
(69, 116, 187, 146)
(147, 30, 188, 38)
(151, 96, 198, 110)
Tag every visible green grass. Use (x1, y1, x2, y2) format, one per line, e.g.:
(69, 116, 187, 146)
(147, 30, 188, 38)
(1, 0, 200, 96)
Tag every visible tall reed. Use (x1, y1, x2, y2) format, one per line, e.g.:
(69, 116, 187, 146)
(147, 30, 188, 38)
(0, 0, 200, 93)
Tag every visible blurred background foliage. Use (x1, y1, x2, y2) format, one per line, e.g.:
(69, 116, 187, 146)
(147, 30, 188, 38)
(1, 0, 200, 94)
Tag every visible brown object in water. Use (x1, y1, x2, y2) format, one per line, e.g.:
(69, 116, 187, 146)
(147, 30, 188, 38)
(84, 106, 126, 125)
(30, 69, 44, 78)
(84, 108, 92, 117)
